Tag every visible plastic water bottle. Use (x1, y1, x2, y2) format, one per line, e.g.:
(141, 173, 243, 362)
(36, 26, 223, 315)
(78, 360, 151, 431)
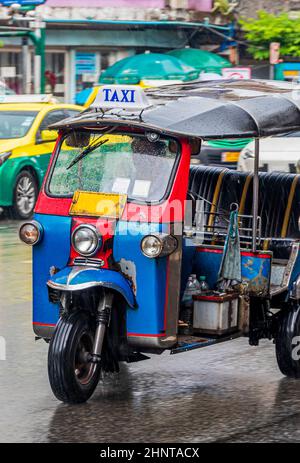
(199, 276, 209, 293)
(182, 274, 201, 306)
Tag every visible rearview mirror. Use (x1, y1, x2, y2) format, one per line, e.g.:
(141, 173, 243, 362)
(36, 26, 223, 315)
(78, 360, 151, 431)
(40, 129, 58, 143)
(190, 138, 202, 156)
(65, 131, 91, 148)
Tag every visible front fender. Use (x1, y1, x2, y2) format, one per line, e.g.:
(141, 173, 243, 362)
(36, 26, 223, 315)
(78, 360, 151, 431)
(47, 266, 136, 308)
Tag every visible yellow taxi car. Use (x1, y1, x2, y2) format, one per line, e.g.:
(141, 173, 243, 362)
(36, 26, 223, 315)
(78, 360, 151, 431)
(0, 95, 82, 218)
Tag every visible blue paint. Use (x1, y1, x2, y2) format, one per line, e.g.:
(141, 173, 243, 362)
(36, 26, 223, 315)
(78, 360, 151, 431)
(49, 266, 135, 308)
(181, 239, 197, 299)
(194, 249, 272, 294)
(194, 251, 222, 289)
(288, 251, 300, 291)
(113, 221, 168, 335)
(103, 88, 136, 103)
(33, 213, 72, 325)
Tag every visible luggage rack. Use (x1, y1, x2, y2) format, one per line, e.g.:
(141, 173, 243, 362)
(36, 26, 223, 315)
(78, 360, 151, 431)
(184, 204, 262, 246)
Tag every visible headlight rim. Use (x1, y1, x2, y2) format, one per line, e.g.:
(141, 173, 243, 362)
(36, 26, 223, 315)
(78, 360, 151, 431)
(71, 224, 102, 257)
(141, 233, 178, 259)
(19, 220, 43, 246)
(141, 234, 163, 258)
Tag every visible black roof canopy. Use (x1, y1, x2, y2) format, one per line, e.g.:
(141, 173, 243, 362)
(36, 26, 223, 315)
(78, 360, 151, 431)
(52, 79, 300, 140)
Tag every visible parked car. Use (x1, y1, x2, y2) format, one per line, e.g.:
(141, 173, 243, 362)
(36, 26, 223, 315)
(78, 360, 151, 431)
(198, 138, 252, 169)
(0, 95, 82, 219)
(237, 131, 300, 173)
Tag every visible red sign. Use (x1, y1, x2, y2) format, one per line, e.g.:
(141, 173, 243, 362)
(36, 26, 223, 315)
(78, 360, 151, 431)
(222, 67, 252, 80)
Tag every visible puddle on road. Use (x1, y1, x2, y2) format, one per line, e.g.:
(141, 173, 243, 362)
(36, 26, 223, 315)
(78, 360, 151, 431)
(0, 221, 32, 304)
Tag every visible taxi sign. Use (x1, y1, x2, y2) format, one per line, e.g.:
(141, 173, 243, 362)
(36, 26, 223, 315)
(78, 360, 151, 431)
(91, 85, 150, 111)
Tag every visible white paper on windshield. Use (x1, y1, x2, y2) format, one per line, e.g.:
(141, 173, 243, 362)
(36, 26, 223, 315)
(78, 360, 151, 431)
(132, 180, 151, 198)
(112, 177, 131, 194)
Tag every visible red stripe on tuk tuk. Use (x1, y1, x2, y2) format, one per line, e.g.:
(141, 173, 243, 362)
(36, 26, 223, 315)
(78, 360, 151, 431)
(163, 257, 170, 332)
(33, 322, 56, 327)
(127, 333, 166, 337)
(35, 138, 191, 224)
(197, 247, 271, 259)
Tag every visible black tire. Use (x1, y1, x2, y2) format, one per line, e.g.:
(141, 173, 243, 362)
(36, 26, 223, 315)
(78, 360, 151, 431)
(13, 170, 38, 219)
(48, 311, 102, 404)
(275, 304, 300, 379)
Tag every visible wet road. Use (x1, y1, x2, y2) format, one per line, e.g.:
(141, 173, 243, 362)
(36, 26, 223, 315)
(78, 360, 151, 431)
(1, 220, 300, 443)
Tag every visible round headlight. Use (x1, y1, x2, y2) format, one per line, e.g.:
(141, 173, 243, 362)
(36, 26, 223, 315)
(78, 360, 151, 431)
(71, 225, 102, 257)
(19, 221, 43, 246)
(141, 235, 163, 258)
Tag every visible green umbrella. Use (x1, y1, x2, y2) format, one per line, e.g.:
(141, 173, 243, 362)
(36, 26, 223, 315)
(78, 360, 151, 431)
(99, 52, 199, 85)
(167, 48, 232, 75)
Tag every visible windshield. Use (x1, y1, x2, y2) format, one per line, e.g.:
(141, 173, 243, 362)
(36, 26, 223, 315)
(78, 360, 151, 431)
(0, 111, 37, 139)
(48, 133, 179, 203)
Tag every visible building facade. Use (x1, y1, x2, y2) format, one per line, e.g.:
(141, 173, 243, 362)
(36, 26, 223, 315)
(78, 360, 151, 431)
(237, 0, 300, 18)
(0, 0, 229, 102)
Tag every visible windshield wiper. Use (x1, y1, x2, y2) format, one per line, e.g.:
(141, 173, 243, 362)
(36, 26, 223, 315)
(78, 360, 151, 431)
(67, 138, 109, 170)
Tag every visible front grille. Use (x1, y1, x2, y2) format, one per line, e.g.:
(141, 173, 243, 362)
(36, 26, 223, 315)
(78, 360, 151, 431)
(73, 257, 105, 268)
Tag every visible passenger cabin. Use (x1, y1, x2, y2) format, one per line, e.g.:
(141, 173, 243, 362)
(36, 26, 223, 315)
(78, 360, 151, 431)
(186, 165, 300, 299)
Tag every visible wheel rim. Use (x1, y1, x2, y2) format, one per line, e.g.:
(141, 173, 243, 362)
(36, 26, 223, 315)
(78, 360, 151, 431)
(74, 331, 97, 386)
(16, 175, 36, 216)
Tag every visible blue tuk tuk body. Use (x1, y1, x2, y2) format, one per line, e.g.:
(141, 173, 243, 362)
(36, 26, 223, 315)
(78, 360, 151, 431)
(19, 81, 300, 403)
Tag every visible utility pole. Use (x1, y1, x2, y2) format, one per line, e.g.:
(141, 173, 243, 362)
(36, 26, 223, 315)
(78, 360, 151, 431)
(21, 35, 30, 93)
(30, 14, 46, 94)
(269, 42, 280, 80)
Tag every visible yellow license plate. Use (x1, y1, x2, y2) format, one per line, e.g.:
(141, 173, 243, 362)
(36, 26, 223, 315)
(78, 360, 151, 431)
(284, 70, 299, 77)
(222, 151, 240, 162)
(69, 191, 127, 218)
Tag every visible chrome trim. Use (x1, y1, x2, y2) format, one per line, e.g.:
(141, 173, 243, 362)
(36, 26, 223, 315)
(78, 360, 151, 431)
(47, 275, 135, 308)
(73, 257, 105, 268)
(164, 233, 182, 339)
(19, 220, 43, 246)
(48, 280, 112, 291)
(71, 224, 102, 257)
(141, 233, 178, 258)
(33, 324, 55, 340)
(128, 335, 177, 350)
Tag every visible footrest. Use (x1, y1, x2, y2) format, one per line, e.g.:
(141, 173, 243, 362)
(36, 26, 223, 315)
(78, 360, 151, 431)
(171, 332, 241, 355)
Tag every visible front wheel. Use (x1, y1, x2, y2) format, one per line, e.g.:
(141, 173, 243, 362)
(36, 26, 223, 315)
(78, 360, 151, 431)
(48, 311, 102, 403)
(13, 170, 38, 219)
(275, 304, 300, 379)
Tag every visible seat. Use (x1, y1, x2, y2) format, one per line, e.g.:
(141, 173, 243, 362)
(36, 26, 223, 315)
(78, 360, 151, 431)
(188, 165, 300, 258)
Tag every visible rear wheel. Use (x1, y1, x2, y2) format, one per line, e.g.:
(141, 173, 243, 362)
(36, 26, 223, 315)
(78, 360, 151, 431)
(48, 311, 102, 404)
(13, 170, 38, 219)
(275, 304, 300, 379)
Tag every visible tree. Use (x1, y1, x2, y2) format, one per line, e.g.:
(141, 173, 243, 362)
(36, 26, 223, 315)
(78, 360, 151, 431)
(240, 11, 300, 60)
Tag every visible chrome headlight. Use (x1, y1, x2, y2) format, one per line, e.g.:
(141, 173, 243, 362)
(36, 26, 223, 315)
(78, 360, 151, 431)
(19, 221, 43, 246)
(0, 151, 11, 167)
(71, 224, 102, 257)
(141, 233, 177, 258)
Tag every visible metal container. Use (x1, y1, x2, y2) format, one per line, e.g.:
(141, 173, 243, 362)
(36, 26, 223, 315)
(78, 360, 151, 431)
(193, 293, 239, 335)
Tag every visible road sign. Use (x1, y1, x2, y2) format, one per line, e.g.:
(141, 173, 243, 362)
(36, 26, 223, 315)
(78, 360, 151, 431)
(222, 67, 252, 80)
(0, 1, 46, 6)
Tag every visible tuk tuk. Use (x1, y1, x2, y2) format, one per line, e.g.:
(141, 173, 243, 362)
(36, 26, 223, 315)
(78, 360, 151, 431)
(19, 80, 300, 404)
